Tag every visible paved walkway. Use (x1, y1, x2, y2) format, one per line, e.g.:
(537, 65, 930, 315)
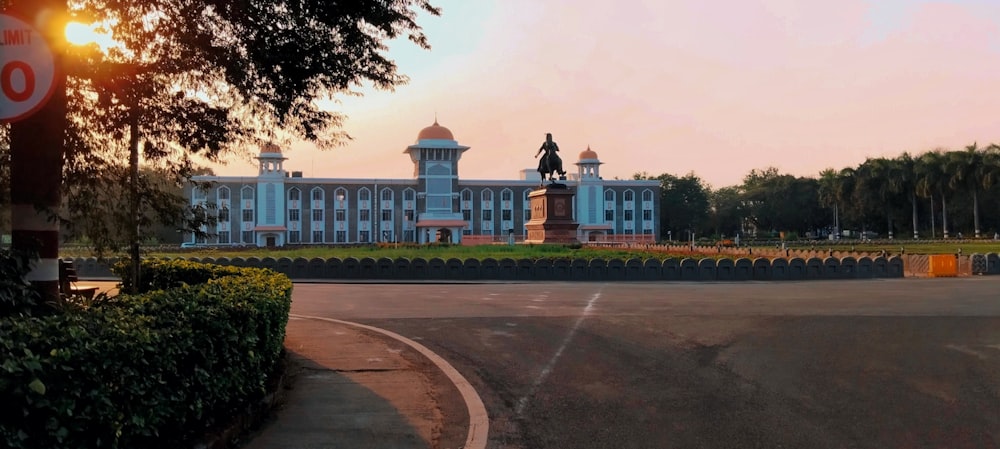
(85, 281, 471, 449)
(244, 318, 451, 449)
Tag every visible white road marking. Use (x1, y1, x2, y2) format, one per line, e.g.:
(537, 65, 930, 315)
(516, 290, 602, 416)
(290, 315, 489, 449)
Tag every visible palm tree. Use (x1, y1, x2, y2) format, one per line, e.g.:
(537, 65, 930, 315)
(886, 153, 919, 239)
(946, 143, 1000, 238)
(818, 168, 840, 237)
(917, 151, 951, 238)
(855, 157, 901, 239)
(835, 167, 858, 238)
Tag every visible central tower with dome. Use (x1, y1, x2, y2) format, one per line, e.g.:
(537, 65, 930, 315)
(403, 120, 470, 243)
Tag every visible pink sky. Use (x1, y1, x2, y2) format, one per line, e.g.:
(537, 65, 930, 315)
(210, 0, 1000, 188)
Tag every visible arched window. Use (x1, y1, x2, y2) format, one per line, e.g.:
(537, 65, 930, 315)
(217, 186, 230, 201)
(381, 188, 393, 202)
(481, 188, 493, 203)
(501, 189, 513, 202)
(359, 188, 371, 202)
(624, 190, 634, 202)
(642, 190, 653, 202)
(604, 189, 615, 202)
(288, 188, 300, 202)
(334, 187, 348, 204)
(403, 188, 415, 201)
(311, 187, 324, 202)
(461, 189, 472, 202)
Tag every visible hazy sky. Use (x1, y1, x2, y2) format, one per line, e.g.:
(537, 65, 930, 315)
(211, 0, 1000, 188)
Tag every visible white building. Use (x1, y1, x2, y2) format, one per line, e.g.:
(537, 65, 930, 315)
(186, 122, 660, 246)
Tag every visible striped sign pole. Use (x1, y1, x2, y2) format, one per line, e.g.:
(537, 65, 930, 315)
(7, 1, 67, 302)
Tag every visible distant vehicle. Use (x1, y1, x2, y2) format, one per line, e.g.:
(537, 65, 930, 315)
(180, 242, 196, 248)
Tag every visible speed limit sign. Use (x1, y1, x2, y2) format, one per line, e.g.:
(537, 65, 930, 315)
(0, 13, 56, 123)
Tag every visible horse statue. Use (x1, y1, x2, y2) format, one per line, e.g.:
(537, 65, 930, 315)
(535, 133, 566, 182)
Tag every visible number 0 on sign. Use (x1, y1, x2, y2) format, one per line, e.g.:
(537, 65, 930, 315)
(0, 13, 56, 123)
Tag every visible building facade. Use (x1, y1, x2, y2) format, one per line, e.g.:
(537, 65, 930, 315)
(186, 122, 660, 246)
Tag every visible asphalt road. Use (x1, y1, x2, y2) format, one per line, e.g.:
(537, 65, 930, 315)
(291, 278, 1000, 449)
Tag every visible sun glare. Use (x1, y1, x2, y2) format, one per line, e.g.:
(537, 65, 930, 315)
(64, 21, 121, 51)
(65, 21, 98, 45)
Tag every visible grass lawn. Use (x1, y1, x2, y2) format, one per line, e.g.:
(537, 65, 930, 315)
(776, 241, 1000, 255)
(60, 240, 1000, 262)
(65, 243, 717, 261)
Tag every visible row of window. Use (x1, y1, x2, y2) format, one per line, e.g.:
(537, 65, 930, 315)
(204, 185, 657, 207)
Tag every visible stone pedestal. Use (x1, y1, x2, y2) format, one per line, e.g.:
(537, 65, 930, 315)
(524, 184, 580, 244)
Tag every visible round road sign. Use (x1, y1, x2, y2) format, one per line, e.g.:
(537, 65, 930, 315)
(0, 13, 57, 123)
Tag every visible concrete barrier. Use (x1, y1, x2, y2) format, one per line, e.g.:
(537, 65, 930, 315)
(498, 258, 517, 280)
(752, 258, 771, 281)
(643, 258, 661, 280)
(872, 256, 888, 277)
(394, 257, 412, 279)
(325, 257, 343, 278)
(533, 259, 553, 280)
(606, 259, 626, 281)
(771, 258, 788, 280)
(805, 258, 823, 279)
(571, 258, 589, 280)
(343, 257, 360, 279)
(734, 258, 753, 281)
(856, 257, 873, 278)
(464, 258, 481, 280)
(823, 257, 840, 278)
(697, 258, 716, 281)
(376, 257, 394, 279)
(107, 249, 969, 282)
(288, 257, 307, 278)
(839, 256, 857, 279)
(624, 258, 644, 280)
(553, 258, 572, 280)
(662, 258, 681, 281)
(359, 257, 377, 279)
(716, 258, 735, 281)
(589, 259, 608, 281)
(445, 258, 464, 279)
(428, 258, 447, 279)
(888, 256, 904, 277)
(516, 258, 534, 280)
(988, 253, 1000, 275)
(788, 257, 806, 280)
(480, 258, 498, 279)
(307, 258, 325, 278)
(411, 257, 428, 278)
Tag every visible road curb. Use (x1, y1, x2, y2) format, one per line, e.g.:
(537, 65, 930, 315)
(289, 314, 489, 449)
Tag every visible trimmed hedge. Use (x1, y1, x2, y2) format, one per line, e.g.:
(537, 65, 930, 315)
(1, 260, 292, 449)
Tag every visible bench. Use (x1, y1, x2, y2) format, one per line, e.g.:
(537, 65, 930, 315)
(59, 259, 100, 300)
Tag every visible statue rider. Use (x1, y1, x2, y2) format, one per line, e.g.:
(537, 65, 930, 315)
(535, 133, 566, 181)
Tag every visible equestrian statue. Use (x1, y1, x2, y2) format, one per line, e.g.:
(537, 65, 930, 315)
(535, 132, 566, 182)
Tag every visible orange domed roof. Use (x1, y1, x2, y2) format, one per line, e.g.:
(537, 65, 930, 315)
(261, 143, 282, 154)
(416, 120, 455, 141)
(579, 146, 599, 160)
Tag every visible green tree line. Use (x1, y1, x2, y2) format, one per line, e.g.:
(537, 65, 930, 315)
(637, 143, 1000, 241)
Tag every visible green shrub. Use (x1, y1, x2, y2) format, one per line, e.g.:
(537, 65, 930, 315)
(0, 248, 42, 316)
(0, 260, 292, 449)
(112, 258, 246, 293)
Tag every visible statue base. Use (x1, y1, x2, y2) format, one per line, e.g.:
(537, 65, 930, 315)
(524, 186, 579, 244)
